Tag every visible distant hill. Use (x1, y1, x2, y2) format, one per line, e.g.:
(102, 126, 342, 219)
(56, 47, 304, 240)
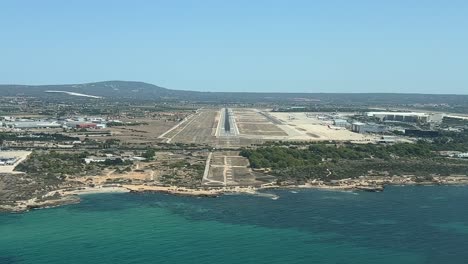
(1, 80, 468, 106)
(0, 81, 192, 100)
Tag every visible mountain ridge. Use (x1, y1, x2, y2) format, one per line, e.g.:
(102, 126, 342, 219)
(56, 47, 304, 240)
(1, 80, 468, 105)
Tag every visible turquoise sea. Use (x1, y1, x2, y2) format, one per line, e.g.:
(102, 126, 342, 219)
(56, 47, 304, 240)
(1, 186, 468, 264)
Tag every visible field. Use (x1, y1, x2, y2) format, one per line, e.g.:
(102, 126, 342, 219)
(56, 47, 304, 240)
(203, 151, 269, 187)
(237, 123, 288, 136)
(72, 151, 207, 188)
(108, 119, 178, 144)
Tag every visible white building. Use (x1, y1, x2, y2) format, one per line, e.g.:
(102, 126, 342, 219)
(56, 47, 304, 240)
(1, 116, 15, 121)
(352, 122, 387, 134)
(7, 121, 62, 129)
(333, 119, 350, 128)
(84, 157, 107, 164)
(366, 112, 444, 123)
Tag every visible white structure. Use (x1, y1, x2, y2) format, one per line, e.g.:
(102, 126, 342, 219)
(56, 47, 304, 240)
(7, 121, 62, 129)
(352, 122, 387, 134)
(0, 157, 17, 165)
(333, 119, 349, 128)
(84, 157, 107, 164)
(366, 112, 444, 123)
(1, 116, 15, 121)
(130, 156, 146, 161)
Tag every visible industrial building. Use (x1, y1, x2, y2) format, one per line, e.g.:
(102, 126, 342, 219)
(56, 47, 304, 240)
(351, 122, 387, 134)
(76, 123, 97, 129)
(1, 117, 110, 130)
(405, 129, 440, 138)
(333, 119, 350, 128)
(6, 121, 62, 129)
(366, 112, 444, 123)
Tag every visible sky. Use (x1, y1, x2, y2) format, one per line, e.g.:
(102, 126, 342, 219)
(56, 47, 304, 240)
(1, 0, 467, 94)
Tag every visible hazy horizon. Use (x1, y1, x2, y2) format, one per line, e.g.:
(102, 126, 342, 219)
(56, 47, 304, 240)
(2, 79, 468, 96)
(1, 1, 467, 94)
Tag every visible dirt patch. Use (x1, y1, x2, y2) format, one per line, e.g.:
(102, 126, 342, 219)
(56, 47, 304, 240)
(307, 133, 321, 138)
(228, 157, 250, 166)
(208, 167, 225, 183)
(210, 156, 225, 166)
(108, 119, 178, 144)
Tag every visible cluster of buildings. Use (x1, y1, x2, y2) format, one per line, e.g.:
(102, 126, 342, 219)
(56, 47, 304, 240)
(0, 116, 121, 130)
(327, 111, 467, 138)
(366, 112, 444, 123)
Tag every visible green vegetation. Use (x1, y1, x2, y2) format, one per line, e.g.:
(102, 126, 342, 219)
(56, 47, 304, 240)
(14, 151, 131, 179)
(158, 160, 205, 187)
(142, 148, 156, 160)
(241, 138, 468, 183)
(0, 132, 79, 142)
(430, 130, 468, 152)
(15, 151, 99, 179)
(98, 139, 121, 149)
(241, 143, 434, 169)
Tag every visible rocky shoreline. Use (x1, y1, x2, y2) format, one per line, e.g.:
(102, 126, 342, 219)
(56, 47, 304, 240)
(2, 175, 468, 213)
(0, 194, 80, 213)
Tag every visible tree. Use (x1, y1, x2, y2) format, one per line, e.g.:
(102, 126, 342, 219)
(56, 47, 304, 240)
(142, 149, 156, 160)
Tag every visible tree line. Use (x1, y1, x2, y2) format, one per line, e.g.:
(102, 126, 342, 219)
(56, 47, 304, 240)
(240, 136, 468, 182)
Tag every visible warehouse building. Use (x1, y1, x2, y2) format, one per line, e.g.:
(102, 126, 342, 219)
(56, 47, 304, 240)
(76, 123, 97, 129)
(6, 121, 62, 129)
(351, 122, 387, 134)
(405, 129, 440, 138)
(366, 112, 444, 123)
(333, 119, 350, 128)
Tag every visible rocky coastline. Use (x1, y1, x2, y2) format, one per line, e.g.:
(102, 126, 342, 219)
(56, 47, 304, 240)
(2, 175, 468, 213)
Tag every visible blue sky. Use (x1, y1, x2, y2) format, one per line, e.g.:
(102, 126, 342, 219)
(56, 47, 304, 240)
(1, 0, 467, 94)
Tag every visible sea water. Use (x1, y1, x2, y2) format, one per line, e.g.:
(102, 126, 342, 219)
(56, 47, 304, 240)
(1, 186, 468, 264)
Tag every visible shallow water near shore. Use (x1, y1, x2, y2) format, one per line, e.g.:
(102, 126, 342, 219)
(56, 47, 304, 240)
(1, 186, 468, 264)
